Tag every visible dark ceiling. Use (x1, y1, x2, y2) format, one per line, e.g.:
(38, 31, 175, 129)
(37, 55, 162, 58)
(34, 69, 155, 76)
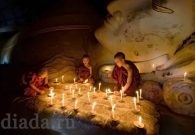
(0, 0, 112, 33)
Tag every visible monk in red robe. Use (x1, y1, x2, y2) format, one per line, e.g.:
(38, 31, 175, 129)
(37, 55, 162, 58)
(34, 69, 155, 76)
(22, 69, 49, 96)
(76, 54, 94, 84)
(112, 52, 141, 96)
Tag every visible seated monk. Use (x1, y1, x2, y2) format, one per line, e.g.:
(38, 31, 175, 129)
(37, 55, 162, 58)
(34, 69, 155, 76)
(21, 68, 49, 97)
(112, 52, 141, 96)
(76, 54, 94, 84)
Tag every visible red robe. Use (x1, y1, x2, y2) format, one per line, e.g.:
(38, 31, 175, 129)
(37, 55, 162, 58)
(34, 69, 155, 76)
(112, 60, 141, 96)
(76, 64, 94, 84)
(24, 74, 48, 96)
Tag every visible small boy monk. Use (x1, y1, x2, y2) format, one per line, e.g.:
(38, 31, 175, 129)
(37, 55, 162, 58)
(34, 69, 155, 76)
(76, 54, 94, 84)
(21, 68, 49, 96)
(112, 52, 141, 96)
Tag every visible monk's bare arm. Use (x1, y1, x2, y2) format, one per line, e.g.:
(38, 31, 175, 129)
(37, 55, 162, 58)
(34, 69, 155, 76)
(29, 84, 42, 93)
(89, 66, 93, 78)
(123, 64, 133, 92)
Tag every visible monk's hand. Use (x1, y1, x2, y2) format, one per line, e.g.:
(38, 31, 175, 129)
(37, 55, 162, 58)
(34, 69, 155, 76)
(114, 91, 120, 96)
(80, 78, 84, 82)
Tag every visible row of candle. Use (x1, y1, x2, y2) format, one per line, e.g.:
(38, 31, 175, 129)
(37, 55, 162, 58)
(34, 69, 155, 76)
(48, 86, 144, 128)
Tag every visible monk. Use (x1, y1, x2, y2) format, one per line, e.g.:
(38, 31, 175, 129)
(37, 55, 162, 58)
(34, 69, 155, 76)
(21, 68, 49, 96)
(76, 54, 94, 84)
(112, 52, 141, 96)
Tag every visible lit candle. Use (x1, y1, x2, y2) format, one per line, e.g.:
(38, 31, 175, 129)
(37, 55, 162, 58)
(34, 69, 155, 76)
(69, 85, 72, 94)
(93, 87, 96, 94)
(91, 102, 97, 113)
(88, 92, 91, 102)
(98, 82, 101, 91)
(133, 97, 137, 110)
(107, 88, 111, 94)
(78, 88, 81, 95)
(55, 78, 58, 83)
(90, 86, 92, 91)
(152, 64, 156, 71)
(72, 89, 75, 98)
(134, 115, 144, 128)
(62, 75, 64, 83)
(62, 93, 65, 107)
(84, 79, 88, 83)
(111, 104, 116, 119)
(73, 78, 76, 84)
(109, 96, 113, 105)
(48, 87, 55, 97)
(120, 90, 123, 101)
(136, 91, 139, 104)
(105, 89, 108, 97)
(139, 89, 142, 99)
(74, 99, 78, 109)
(50, 94, 54, 106)
(184, 72, 187, 81)
(139, 116, 142, 125)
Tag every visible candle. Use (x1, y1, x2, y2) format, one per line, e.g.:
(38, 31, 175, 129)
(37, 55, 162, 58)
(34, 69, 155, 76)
(84, 79, 88, 83)
(78, 88, 81, 95)
(69, 85, 72, 94)
(62, 75, 64, 83)
(48, 87, 55, 97)
(111, 104, 116, 119)
(120, 90, 123, 101)
(75, 84, 78, 89)
(72, 89, 75, 98)
(133, 97, 137, 110)
(55, 78, 58, 83)
(136, 91, 139, 104)
(98, 82, 101, 91)
(91, 102, 97, 113)
(88, 92, 91, 102)
(152, 64, 156, 71)
(139, 116, 142, 125)
(90, 86, 92, 91)
(62, 93, 65, 107)
(74, 99, 78, 109)
(109, 96, 113, 105)
(73, 78, 76, 84)
(134, 115, 144, 128)
(139, 89, 142, 99)
(107, 88, 111, 93)
(105, 89, 108, 97)
(184, 72, 187, 81)
(50, 94, 54, 106)
(93, 87, 96, 94)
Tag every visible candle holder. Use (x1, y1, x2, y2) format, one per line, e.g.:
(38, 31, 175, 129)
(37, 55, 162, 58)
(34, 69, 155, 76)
(72, 97, 76, 100)
(119, 99, 124, 103)
(87, 112, 96, 119)
(48, 104, 53, 108)
(48, 93, 56, 97)
(133, 108, 141, 114)
(109, 119, 119, 127)
(73, 108, 79, 113)
(53, 81, 60, 86)
(133, 121, 144, 128)
(61, 106, 66, 110)
(78, 93, 82, 97)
